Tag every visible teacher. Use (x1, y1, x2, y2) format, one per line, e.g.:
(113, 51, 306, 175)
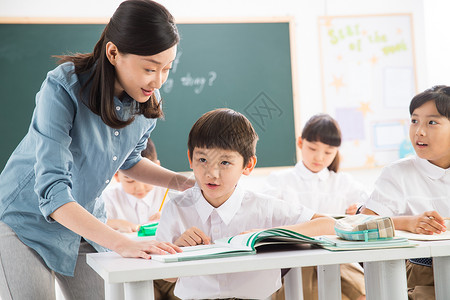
(0, 1, 193, 299)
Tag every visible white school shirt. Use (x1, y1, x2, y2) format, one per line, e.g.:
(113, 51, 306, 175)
(364, 156, 450, 217)
(101, 184, 167, 225)
(264, 162, 368, 214)
(156, 183, 315, 299)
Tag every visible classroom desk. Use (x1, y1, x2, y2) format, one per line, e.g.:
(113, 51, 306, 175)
(86, 242, 433, 300)
(427, 240, 450, 299)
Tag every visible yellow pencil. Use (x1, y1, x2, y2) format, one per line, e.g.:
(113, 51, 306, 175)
(159, 188, 169, 212)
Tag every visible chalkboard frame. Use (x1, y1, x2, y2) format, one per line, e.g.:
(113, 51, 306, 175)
(0, 17, 301, 175)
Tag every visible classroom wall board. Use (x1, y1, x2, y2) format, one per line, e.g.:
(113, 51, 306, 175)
(318, 14, 417, 169)
(0, 19, 298, 172)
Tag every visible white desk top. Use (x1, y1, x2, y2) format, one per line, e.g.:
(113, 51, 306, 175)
(87, 243, 431, 284)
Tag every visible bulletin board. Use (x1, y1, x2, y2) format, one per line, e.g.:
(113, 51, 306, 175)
(318, 14, 417, 169)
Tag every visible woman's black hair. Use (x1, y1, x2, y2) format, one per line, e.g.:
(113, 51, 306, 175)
(410, 85, 450, 119)
(301, 113, 342, 172)
(56, 0, 179, 129)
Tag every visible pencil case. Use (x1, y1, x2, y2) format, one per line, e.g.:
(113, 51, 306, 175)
(334, 215, 395, 242)
(137, 222, 159, 237)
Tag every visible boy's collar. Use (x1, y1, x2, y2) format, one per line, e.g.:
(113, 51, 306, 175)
(414, 156, 448, 180)
(193, 183, 244, 225)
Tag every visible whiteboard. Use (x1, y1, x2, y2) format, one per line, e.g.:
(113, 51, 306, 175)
(318, 14, 417, 169)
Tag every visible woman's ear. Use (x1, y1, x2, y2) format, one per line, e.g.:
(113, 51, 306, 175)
(242, 156, 257, 176)
(105, 41, 119, 66)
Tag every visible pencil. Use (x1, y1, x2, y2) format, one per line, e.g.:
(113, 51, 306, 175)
(159, 188, 169, 212)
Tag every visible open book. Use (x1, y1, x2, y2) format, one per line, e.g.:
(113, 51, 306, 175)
(151, 228, 321, 263)
(151, 228, 417, 263)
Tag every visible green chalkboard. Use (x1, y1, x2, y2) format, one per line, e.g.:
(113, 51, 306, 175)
(0, 21, 297, 172)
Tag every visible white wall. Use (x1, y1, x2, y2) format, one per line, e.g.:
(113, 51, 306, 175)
(1, 0, 449, 189)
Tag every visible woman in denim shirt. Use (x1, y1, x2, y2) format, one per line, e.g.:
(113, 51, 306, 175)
(0, 1, 194, 299)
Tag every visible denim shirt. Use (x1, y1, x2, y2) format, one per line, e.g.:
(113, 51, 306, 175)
(0, 62, 158, 276)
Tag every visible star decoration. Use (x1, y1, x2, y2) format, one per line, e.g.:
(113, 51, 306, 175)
(357, 102, 373, 116)
(365, 155, 376, 168)
(330, 75, 345, 92)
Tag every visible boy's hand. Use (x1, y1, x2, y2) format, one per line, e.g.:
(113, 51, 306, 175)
(409, 211, 446, 235)
(175, 226, 211, 247)
(345, 203, 358, 215)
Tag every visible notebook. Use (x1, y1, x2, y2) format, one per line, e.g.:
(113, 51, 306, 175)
(396, 230, 450, 241)
(318, 235, 416, 251)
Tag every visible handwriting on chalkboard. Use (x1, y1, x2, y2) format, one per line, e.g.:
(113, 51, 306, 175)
(161, 51, 218, 94)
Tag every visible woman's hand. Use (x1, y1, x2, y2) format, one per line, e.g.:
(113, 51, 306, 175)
(174, 226, 211, 247)
(114, 239, 182, 260)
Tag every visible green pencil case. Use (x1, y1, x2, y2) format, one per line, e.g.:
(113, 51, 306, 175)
(137, 222, 159, 237)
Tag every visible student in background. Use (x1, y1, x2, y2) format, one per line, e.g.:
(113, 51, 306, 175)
(362, 85, 450, 299)
(103, 138, 166, 233)
(0, 1, 193, 299)
(265, 113, 368, 215)
(156, 108, 336, 299)
(264, 113, 367, 300)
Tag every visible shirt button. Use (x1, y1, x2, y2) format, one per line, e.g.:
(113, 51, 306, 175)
(116, 106, 121, 111)
(114, 131, 119, 136)
(112, 156, 118, 161)
(105, 179, 110, 184)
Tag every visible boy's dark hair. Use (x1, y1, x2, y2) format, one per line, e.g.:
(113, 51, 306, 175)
(56, 0, 179, 129)
(141, 138, 157, 162)
(188, 108, 259, 167)
(410, 85, 450, 119)
(301, 113, 342, 172)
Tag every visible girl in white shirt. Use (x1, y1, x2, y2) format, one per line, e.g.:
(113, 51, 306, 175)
(265, 113, 367, 300)
(362, 85, 450, 299)
(266, 113, 368, 215)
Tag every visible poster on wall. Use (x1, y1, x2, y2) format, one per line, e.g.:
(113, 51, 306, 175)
(318, 14, 417, 169)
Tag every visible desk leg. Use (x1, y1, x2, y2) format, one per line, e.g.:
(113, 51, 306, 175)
(318, 264, 341, 300)
(364, 260, 407, 300)
(284, 267, 303, 300)
(105, 283, 124, 300)
(124, 280, 154, 300)
(433, 256, 450, 300)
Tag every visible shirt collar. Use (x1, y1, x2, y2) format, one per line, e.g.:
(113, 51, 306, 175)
(193, 182, 244, 226)
(414, 156, 448, 180)
(294, 161, 330, 181)
(120, 185, 139, 208)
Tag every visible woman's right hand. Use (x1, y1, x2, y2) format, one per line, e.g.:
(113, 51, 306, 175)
(114, 239, 182, 260)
